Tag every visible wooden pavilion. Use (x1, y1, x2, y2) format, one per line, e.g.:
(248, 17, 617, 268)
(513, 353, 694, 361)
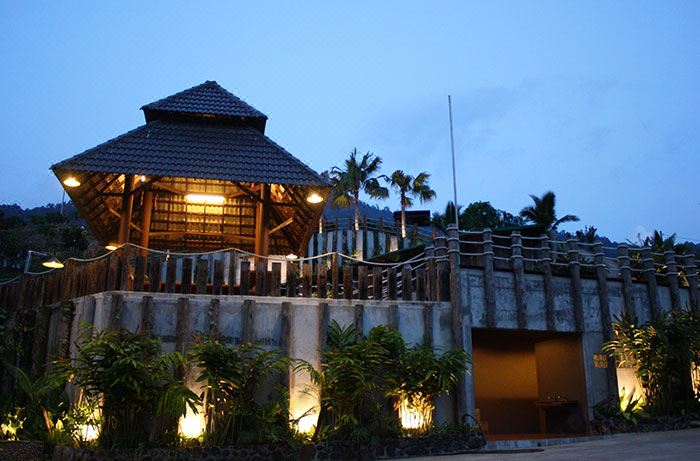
(52, 81, 331, 257)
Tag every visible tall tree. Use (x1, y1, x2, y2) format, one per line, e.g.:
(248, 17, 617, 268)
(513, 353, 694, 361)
(387, 170, 436, 238)
(330, 149, 389, 231)
(519, 191, 579, 232)
(431, 201, 462, 232)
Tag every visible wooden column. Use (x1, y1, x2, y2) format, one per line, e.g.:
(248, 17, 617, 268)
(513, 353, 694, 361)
(567, 239, 584, 331)
(682, 255, 700, 311)
(117, 174, 135, 244)
(139, 189, 154, 256)
(641, 247, 660, 320)
(447, 224, 472, 423)
(664, 250, 681, 311)
(617, 245, 635, 318)
(511, 231, 527, 329)
(482, 229, 496, 328)
(254, 184, 270, 259)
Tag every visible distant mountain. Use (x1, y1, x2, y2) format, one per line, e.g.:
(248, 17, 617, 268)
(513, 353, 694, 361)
(323, 201, 396, 223)
(0, 201, 82, 223)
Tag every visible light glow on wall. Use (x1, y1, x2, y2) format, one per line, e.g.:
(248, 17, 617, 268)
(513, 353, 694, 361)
(79, 424, 99, 441)
(179, 407, 205, 439)
(399, 394, 433, 431)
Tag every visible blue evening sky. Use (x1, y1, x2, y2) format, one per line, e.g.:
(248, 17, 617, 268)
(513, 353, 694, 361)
(1, 1, 698, 242)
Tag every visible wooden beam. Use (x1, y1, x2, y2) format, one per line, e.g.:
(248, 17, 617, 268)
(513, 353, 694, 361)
(254, 184, 270, 257)
(106, 206, 142, 233)
(139, 189, 154, 256)
(269, 217, 294, 235)
(117, 174, 135, 244)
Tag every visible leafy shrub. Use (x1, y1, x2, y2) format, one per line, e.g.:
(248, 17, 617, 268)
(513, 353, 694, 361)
(603, 310, 700, 415)
(298, 321, 469, 442)
(71, 328, 198, 448)
(190, 335, 298, 446)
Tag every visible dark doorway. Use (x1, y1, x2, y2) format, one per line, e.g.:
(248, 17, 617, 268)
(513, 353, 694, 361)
(472, 329, 588, 438)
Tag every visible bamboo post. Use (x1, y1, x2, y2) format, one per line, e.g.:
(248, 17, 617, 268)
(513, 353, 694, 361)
(165, 257, 177, 293)
(447, 224, 471, 423)
(286, 261, 297, 297)
(617, 245, 635, 318)
(227, 252, 239, 295)
(271, 262, 282, 297)
(665, 250, 681, 311)
(416, 267, 426, 301)
(401, 265, 412, 301)
(567, 239, 584, 331)
(511, 231, 527, 329)
(134, 256, 146, 292)
(196, 259, 208, 294)
(181, 258, 193, 294)
(388, 267, 397, 300)
(317, 259, 327, 299)
(372, 266, 383, 300)
(482, 229, 496, 328)
(149, 257, 162, 293)
(682, 255, 700, 310)
(240, 261, 251, 295)
(302, 264, 312, 297)
(343, 265, 353, 300)
(426, 244, 436, 301)
(540, 235, 556, 330)
(331, 254, 340, 299)
(213, 259, 224, 295)
(358, 266, 368, 299)
(255, 261, 267, 296)
(641, 247, 660, 320)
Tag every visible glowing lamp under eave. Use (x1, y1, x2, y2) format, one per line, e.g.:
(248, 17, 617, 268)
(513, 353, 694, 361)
(286, 253, 299, 260)
(185, 194, 226, 205)
(306, 192, 324, 204)
(42, 257, 64, 269)
(63, 176, 81, 188)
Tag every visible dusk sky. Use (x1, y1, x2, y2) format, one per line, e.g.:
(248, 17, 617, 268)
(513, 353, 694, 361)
(1, 1, 698, 243)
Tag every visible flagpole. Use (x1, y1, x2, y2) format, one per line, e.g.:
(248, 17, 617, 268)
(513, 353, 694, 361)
(448, 95, 459, 228)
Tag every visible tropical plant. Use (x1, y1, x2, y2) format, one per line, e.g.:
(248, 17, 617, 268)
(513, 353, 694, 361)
(575, 226, 599, 244)
(519, 191, 579, 232)
(189, 335, 296, 446)
(459, 201, 524, 231)
(387, 170, 436, 238)
(431, 201, 462, 232)
(71, 328, 199, 448)
(603, 310, 700, 415)
(330, 149, 389, 231)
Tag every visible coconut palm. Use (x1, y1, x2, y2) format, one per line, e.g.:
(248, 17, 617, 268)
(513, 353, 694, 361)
(330, 149, 389, 231)
(387, 170, 436, 238)
(519, 191, 579, 232)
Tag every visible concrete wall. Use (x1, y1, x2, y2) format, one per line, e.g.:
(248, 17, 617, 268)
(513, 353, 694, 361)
(63, 292, 456, 430)
(461, 267, 692, 427)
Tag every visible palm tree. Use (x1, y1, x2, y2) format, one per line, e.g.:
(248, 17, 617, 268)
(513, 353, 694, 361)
(431, 201, 462, 232)
(519, 191, 579, 232)
(330, 149, 389, 231)
(387, 170, 436, 238)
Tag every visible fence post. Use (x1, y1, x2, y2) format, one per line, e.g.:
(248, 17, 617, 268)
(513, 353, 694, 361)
(196, 259, 208, 294)
(641, 247, 660, 320)
(213, 259, 224, 295)
(435, 236, 450, 302)
(331, 254, 340, 299)
(372, 266, 383, 300)
(401, 265, 412, 301)
(343, 265, 353, 300)
(240, 261, 251, 295)
(358, 266, 368, 300)
(256, 261, 267, 296)
(617, 245, 635, 318)
(165, 257, 177, 293)
(447, 224, 472, 423)
(387, 267, 397, 300)
(426, 244, 436, 301)
(539, 236, 556, 330)
(593, 242, 618, 399)
(149, 257, 162, 293)
(228, 252, 239, 295)
(511, 231, 527, 329)
(317, 259, 327, 299)
(482, 229, 496, 328)
(286, 261, 297, 297)
(567, 239, 584, 331)
(664, 250, 681, 311)
(682, 255, 700, 311)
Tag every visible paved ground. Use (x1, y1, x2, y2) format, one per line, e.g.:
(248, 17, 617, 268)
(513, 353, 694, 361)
(408, 429, 700, 461)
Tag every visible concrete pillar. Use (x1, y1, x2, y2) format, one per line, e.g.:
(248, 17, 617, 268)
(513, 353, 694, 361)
(540, 235, 556, 331)
(511, 231, 527, 329)
(567, 239, 584, 331)
(682, 255, 700, 311)
(640, 248, 660, 320)
(664, 250, 681, 311)
(482, 229, 496, 328)
(617, 245, 635, 318)
(426, 244, 436, 301)
(447, 224, 474, 423)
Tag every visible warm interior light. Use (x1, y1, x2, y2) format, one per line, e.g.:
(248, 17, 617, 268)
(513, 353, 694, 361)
(105, 244, 119, 251)
(185, 194, 226, 205)
(42, 257, 64, 269)
(286, 253, 299, 260)
(63, 177, 81, 188)
(306, 192, 324, 204)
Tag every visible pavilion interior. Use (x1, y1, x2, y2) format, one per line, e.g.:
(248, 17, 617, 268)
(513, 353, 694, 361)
(472, 328, 589, 438)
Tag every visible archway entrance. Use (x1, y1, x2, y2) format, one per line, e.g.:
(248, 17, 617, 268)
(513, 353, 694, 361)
(472, 328, 589, 439)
